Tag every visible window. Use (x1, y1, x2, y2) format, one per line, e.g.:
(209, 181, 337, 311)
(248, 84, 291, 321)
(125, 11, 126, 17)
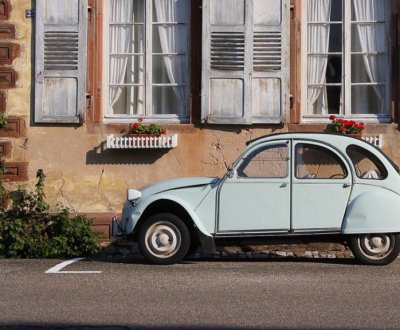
(104, 0, 190, 121)
(347, 145, 387, 179)
(237, 144, 288, 178)
(295, 144, 347, 179)
(303, 0, 391, 121)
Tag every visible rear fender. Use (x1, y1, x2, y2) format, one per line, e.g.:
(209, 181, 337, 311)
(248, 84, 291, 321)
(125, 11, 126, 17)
(342, 190, 400, 234)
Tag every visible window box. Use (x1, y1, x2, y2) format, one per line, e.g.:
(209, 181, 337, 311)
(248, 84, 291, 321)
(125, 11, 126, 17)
(106, 134, 178, 149)
(362, 135, 382, 149)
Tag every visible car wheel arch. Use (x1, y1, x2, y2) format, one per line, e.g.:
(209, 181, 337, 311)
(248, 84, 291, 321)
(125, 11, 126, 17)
(135, 198, 200, 249)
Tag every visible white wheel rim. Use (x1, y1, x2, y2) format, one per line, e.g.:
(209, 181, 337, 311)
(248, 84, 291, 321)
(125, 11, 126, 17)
(358, 234, 394, 260)
(145, 221, 182, 259)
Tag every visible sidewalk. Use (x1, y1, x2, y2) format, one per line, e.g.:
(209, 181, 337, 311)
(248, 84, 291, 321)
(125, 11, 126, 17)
(100, 239, 353, 260)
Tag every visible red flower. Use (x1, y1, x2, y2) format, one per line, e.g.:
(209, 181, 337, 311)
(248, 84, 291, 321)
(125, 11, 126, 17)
(161, 128, 167, 135)
(138, 117, 143, 123)
(329, 115, 337, 121)
(133, 123, 139, 129)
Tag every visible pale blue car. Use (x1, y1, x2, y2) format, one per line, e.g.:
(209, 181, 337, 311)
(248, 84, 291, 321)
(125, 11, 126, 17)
(113, 133, 400, 265)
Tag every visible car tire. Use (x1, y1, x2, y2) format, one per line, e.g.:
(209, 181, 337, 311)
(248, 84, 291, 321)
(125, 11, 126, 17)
(349, 233, 400, 265)
(138, 213, 190, 265)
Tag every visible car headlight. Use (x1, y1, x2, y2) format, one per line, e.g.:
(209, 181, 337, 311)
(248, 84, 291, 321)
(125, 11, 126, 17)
(127, 189, 142, 202)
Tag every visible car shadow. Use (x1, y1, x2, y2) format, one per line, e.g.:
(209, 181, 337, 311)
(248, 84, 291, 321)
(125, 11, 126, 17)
(91, 255, 360, 266)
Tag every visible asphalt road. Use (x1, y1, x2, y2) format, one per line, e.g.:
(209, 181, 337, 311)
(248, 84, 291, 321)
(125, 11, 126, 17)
(1, 257, 400, 329)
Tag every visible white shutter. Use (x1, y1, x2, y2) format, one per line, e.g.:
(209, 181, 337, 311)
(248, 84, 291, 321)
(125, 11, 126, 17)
(34, 0, 88, 123)
(201, 0, 289, 124)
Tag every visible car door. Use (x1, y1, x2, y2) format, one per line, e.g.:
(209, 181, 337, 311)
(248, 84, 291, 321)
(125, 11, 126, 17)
(291, 141, 352, 232)
(217, 141, 291, 234)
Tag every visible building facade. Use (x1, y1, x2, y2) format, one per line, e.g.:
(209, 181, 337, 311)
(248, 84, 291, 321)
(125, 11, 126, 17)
(1, 0, 399, 238)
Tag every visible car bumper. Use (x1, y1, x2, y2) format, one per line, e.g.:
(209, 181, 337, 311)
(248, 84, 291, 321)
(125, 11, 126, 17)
(112, 217, 124, 237)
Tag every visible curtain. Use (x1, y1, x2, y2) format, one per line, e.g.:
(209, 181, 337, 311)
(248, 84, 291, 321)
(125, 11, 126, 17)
(154, 0, 189, 113)
(353, 0, 387, 113)
(307, 0, 331, 113)
(109, 0, 135, 114)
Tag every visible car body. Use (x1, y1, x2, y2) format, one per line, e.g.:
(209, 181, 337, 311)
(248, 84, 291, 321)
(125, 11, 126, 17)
(113, 133, 400, 265)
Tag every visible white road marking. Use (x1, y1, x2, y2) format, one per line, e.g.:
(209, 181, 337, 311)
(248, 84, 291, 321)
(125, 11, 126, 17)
(45, 258, 102, 274)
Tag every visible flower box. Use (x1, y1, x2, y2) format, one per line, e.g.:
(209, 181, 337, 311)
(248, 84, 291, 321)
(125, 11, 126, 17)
(361, 135, 383, 148)
(106, 134, 178, 149)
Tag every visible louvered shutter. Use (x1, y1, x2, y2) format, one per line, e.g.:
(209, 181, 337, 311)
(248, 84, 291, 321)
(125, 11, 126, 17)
(34, 0, 87, 123)
(201, 0, 289, 124)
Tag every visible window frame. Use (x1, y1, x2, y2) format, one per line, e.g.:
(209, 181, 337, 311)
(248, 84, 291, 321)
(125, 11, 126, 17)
(300, 0, 392, 123)
(101, 0, 191, 124)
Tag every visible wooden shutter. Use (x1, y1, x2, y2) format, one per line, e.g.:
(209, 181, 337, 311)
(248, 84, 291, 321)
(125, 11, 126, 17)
(34, 0, 88, 123)
(201, 0, 289, 124)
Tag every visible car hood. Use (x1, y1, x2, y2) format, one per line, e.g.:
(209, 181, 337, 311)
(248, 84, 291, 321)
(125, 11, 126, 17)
(139, 177, 220, 197)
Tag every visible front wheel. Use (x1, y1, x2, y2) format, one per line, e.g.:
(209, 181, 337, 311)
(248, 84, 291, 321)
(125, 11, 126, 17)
(138, 213, 190, 265)
(349, 233, 400, 265)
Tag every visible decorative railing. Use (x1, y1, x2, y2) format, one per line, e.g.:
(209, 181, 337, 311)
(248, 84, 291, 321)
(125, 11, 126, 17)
(106, 134, 178, 149)
(362, 135, 382, 148)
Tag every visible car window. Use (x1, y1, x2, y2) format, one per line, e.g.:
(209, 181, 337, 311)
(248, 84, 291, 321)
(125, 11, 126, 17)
(346, 145, 388, 180)
(237, 144, 288, 178)
(295, 143, 348, 179)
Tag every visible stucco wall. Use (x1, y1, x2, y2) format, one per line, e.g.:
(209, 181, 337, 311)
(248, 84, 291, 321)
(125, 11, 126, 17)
(5, 0, 400, 218)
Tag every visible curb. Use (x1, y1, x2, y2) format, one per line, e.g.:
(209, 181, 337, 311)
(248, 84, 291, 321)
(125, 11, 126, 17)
(100, 240, 354, 260)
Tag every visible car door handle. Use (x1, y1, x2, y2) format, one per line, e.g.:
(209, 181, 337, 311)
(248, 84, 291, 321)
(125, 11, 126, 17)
(343, 183, 351, 188)
(280, 183, 288, 188)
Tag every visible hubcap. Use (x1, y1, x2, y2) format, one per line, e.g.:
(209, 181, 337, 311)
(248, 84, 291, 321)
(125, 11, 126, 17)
(358, 234, 394, 260)
(145, 221, 181, 259)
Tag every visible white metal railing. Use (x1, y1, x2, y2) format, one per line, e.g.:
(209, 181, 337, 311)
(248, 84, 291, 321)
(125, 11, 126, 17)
(107, 134, 178, 149)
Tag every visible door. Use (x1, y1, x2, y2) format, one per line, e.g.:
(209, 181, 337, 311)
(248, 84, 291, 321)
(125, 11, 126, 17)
(217, 141, 291, 233)
(291, 142, 352, 231)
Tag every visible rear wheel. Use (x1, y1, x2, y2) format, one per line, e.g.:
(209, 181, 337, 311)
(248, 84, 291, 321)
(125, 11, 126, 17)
(138, 213, 190, 265)
(349, 233, 400, 265)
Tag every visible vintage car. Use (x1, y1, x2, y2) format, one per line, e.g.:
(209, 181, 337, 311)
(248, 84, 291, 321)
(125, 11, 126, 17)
(113, 133, 400, 265)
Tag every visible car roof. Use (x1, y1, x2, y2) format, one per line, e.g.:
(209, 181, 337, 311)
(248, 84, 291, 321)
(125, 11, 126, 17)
(246, 132, 367, 146)
(246, 132, 399, 172)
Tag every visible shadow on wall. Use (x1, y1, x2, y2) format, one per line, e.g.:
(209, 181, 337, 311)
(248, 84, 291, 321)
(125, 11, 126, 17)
(86, 141, 172, 165)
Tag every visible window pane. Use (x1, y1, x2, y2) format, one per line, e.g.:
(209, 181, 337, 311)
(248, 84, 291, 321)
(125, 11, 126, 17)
(152, 86, 184, 115)
(109, 0, 144, 23)
(328, 24, 342, 52)
(237, 145, 288, 178)
(152, 55, 187, 84)
(347, 145, 387, 179)
(152, 25, 188, 54)
(295, 144, 347, 179)
(352, 0, 386, 22)
(330, 0, 343, 22)
(109, 86, 145, 115)
(109, 55, 144, 84)
(351, 85, 382, 115)
(153, 0, 190, 23)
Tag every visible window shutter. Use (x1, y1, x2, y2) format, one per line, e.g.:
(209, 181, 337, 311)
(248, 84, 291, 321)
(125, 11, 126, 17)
(34, 0, 88, 124)
(201, 0, 289, 124)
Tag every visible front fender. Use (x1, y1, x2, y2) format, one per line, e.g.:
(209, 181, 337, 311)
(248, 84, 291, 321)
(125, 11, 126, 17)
(342, 190, 400, 234)
(127, 194, 212, 239)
